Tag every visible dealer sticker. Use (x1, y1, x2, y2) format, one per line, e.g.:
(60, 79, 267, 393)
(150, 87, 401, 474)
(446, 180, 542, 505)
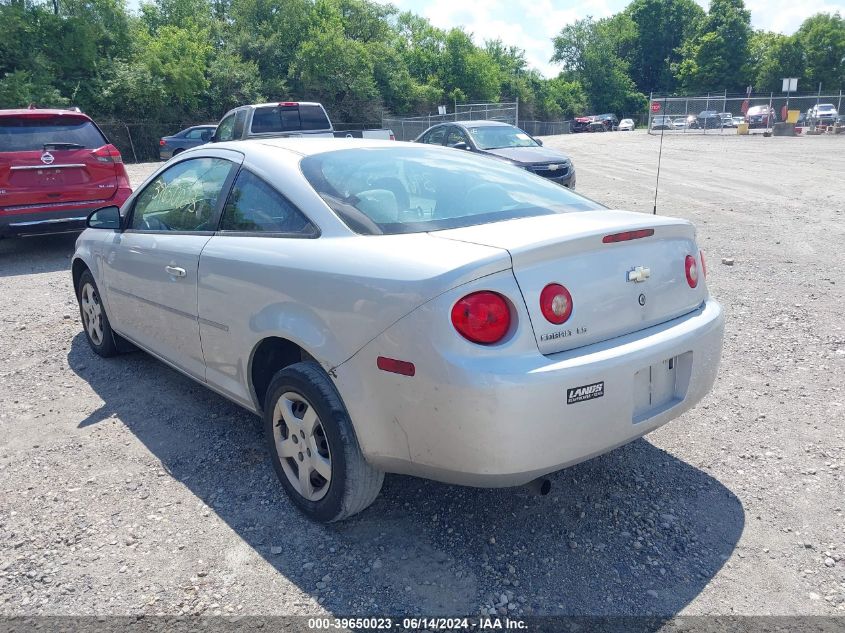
(567, 381, 605, 404)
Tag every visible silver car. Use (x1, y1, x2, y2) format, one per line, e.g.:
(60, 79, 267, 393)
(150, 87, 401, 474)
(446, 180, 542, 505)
(73, 139, 724, 522)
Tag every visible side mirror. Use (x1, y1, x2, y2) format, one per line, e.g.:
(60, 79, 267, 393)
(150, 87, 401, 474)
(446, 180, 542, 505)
(535, 138, 543, 146)
(451, 141, 469, 150)
(87, 205, 121, 230)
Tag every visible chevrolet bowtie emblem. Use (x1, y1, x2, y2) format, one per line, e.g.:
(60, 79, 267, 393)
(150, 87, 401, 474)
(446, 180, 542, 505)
(627, 266, 651, 283)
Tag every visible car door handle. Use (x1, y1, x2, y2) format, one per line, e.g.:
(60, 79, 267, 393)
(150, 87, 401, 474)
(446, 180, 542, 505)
(165, 265, 186, 278)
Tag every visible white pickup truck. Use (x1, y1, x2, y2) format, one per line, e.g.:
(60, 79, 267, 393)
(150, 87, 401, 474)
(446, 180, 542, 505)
(211, 102, 395, 142)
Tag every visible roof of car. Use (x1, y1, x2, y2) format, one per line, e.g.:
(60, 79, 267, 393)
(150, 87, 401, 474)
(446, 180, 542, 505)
(0, 108, 90, 119)
(213, 137, 408, 157)
(434, 120, 513, 128)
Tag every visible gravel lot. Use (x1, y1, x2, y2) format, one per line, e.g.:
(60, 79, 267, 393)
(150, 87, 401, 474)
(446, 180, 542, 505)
(1, 132, 843, 618)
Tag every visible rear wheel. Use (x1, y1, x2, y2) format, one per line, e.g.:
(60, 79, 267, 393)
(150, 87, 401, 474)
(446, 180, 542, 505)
(264, 361, 383, 522)
(77, 270, 118, 357)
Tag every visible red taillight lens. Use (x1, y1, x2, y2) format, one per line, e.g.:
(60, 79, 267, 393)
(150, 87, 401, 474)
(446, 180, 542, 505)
(685, 255, 698, 288)
(389, 133, 396, 141)
(602, 228, 654, 243)
(700, 250, 707, 278)
(159, 139, 166, 146)
(540, 283, 573, 324)
(451, 291, 511, 344)
(92, 144, 123, 164)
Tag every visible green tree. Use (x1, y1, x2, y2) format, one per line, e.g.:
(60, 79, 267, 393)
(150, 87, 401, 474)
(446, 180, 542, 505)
(625, 0, 705, 92)
(796, 13, 845, 91)
(438, 29, 500, 102)
(748, 30, 804, 92)
(289, 8, 380, 122)
(552, 17, 646, 114)
(675, 0, 753, 92)
(228, 0, 312, 97)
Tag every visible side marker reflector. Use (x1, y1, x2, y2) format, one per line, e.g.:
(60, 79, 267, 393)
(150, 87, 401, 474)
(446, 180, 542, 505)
(377, 356, 415, 376)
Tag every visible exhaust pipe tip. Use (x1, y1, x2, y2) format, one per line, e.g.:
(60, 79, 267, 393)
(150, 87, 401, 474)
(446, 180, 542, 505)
(525, 477, 552, 496)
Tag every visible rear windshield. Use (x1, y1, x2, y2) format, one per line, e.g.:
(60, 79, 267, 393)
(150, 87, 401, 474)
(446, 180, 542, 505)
(250, 105, 331, 134)
(300, 146, 603, 236)
(0, 116, 106, 152)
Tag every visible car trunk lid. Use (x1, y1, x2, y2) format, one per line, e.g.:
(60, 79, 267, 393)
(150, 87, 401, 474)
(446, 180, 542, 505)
(431, 211, 707, 354)
(0, 113, 119, 211)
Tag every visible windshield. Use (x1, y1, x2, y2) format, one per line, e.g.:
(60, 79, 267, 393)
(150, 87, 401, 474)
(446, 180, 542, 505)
(300, 146, 603, 236)
(466, 125, 538, 150)
(0, 116, 106, 152)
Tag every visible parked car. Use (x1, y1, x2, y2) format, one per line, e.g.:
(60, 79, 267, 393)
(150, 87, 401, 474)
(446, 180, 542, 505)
(72, 138, 724, 522)
(719, 112, 735, 127)
(571, 116, 592, 133)
(212, 101, 394, 142)
(595, 113, 619, 131)
(618, 118, 635, 131)
(809, 103, 838, 125)
(746, 105, 776, 129)
(415, 120, 576, 188)
(697, 111, 722, 129)
(159, 124, 216, 160)
(0, 107, 132, 238)
(731, 116, 745, 127)
(651, 116, 673, 130)
(671, 115, 697, 130)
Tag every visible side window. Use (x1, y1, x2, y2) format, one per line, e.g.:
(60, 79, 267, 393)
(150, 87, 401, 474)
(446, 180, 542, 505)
(131, 158, 235, 232)
(446, 127, 469, 147)
(216, 114, 235, 142)
(184, 128, 204, 139)
(233, 110, 248, 139)
(424, 127, 446, 145)
(220, 170, 316, 236)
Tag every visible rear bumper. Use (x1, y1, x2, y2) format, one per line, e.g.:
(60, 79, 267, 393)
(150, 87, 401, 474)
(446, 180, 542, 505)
(0, 190, 130, 237)
(337, 295, 724, 487)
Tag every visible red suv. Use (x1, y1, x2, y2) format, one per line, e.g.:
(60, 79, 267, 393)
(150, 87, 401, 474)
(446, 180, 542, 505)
(0, 108, 132, 237)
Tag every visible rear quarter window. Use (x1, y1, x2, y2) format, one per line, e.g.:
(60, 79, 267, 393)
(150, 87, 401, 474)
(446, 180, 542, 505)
(0, 116, 106, 152)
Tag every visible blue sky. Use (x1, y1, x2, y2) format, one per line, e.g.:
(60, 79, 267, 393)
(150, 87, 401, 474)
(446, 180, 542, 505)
(391, 0, 845, 77)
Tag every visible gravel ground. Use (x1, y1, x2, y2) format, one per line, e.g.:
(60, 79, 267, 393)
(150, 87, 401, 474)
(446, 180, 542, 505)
(1, 132, 843, 618)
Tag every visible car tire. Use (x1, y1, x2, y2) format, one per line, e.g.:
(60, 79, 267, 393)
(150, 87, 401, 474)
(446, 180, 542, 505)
(77, 270, 119, 358)
(264, 361, 384, 522)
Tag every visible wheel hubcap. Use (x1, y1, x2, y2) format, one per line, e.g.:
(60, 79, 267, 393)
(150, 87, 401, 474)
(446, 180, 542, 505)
(273, 392, 332, 501)
(80, 283, 104, 346)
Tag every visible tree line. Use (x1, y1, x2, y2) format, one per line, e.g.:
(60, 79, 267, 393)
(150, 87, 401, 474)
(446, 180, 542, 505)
(1, 0, 843, 130)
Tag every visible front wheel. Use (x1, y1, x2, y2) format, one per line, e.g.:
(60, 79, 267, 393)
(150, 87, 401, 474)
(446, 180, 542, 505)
(264, 361, 384, 522)
(77, 270, 118, 357)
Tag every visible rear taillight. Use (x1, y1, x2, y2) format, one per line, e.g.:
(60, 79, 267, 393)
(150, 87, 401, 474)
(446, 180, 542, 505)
(92, 144, 123, 164)
(685, 255, 698, 288)
(540, 283, 573, 324)
(451, 291, 511, 344)
(389, 133, 396, 141)
(159, 139, 166, 146)
(700, 250, 707, 278)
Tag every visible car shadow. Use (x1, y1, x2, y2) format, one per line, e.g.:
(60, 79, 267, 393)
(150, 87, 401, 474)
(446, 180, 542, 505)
(68, 333, 744, 617)
(0, 233, 78, 277)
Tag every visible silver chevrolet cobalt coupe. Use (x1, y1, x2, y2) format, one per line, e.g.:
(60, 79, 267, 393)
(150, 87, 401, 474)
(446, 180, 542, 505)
(72, 139, 724, 522)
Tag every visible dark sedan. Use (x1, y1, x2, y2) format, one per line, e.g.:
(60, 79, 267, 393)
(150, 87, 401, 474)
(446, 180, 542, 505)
(415, 121, 576, 188)
(158, 124, 216, 160)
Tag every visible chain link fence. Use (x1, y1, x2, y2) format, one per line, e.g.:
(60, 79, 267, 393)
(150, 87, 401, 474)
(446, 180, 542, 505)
(100, 119, 388, 164)
(647, 91, 844, 135)
(383, 102, 578, 141)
